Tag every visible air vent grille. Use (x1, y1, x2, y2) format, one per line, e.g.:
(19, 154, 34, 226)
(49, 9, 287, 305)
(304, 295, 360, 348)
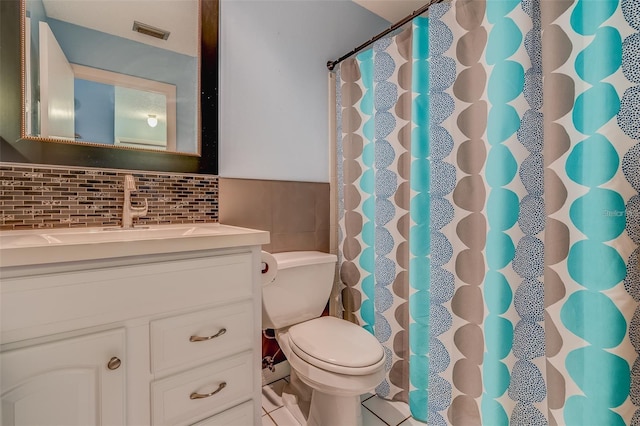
(132, 21, 170, 40)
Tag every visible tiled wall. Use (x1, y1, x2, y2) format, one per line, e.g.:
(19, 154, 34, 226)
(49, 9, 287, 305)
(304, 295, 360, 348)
(0, 163, 218, 230)
(219, 178, 330, 254)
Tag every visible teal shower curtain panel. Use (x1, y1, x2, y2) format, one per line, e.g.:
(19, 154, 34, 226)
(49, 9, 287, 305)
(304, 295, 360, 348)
(335, 0, 640, 424)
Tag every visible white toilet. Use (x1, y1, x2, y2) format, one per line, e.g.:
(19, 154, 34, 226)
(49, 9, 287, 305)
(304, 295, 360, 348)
(262, 251, 386, 426)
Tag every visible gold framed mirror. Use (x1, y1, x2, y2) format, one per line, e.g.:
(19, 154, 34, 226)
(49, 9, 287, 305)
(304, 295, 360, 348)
(21, 0, 201, 156)
(1, 0, 217, 174)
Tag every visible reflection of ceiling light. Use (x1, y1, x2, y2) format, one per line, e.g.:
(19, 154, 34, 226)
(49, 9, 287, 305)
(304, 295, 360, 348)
(132, 21, 170, 40)
(147, 114, 158, 128)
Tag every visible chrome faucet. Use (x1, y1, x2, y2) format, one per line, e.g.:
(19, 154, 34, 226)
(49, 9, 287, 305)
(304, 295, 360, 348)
(122, 174, 148, 228)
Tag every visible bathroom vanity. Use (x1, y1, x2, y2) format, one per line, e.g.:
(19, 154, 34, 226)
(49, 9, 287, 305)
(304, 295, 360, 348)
(0, 224, 269, 425)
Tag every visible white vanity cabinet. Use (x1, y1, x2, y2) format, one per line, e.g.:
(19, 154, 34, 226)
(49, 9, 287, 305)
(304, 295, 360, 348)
(0, 224, 268, 426)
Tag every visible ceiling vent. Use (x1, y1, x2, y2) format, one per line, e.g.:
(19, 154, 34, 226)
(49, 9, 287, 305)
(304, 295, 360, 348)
(132, 21, 170, 40)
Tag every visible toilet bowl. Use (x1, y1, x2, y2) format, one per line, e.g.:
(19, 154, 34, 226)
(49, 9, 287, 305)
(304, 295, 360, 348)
(261, 251, 386, 426)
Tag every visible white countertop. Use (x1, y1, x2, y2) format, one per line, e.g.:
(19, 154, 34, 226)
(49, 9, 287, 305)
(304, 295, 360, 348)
(0, 223, 270, 268)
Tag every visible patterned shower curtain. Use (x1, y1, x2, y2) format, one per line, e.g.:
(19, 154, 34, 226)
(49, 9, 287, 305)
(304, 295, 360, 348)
(335, 0, 640, 424)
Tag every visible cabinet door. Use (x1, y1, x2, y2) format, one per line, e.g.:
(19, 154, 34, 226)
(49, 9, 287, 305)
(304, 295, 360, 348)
(1, 328, 125, 426)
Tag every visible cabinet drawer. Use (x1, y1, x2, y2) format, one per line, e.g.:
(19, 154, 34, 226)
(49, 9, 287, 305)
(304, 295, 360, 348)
(2, 252, 253, 344)
(151, 351, 253, 426)
(150, 301, 253, 374)
(190, 401, 255, 425)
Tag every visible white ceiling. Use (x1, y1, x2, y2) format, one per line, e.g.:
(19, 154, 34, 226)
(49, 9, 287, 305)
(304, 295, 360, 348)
(41, 0, 198, 57)
(352, 0, 429, 23)
(40, 0, 426, 58)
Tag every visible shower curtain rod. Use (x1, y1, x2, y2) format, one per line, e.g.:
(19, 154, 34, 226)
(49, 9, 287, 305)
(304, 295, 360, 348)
(326, 0, 445, 71)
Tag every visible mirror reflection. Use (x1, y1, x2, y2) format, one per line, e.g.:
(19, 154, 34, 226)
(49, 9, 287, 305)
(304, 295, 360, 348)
(23, 0, 200, 154)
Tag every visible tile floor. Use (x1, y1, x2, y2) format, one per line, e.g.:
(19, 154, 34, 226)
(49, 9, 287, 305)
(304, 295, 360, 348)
(261, 378, 427, 426)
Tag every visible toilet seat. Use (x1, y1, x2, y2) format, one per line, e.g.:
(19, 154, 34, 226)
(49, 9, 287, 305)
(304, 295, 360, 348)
(287, 316, 385, 376)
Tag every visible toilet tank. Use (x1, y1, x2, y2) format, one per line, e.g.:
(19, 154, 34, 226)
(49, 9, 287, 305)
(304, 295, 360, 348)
(262, 251, 337, 330)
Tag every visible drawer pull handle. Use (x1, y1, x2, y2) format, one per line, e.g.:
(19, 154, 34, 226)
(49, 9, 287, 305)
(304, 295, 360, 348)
(190, 328, 227, 342)
(190, 382, 227, 400)
(107, 357, 121, 370)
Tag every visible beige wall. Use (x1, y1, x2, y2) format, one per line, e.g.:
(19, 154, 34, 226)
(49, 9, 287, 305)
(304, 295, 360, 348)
(219, 178, 330, 254)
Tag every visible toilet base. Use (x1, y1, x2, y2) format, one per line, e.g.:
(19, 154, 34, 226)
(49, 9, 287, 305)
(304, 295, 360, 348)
(272, 327, 384, 425)
(281, 369, 365, 426)
(307, 391, 363, 426)
(281, 370, 311, 425)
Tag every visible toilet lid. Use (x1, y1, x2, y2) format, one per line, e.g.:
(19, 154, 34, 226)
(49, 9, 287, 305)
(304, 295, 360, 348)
(287, 316, 384, 373)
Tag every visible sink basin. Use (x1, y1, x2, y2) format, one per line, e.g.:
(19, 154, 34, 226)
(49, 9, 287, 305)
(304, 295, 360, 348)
(0, 224, 224, 247)
(0, 223, 269, 268)
(40, 225, 221, 244)
(0, 234, 51, 247)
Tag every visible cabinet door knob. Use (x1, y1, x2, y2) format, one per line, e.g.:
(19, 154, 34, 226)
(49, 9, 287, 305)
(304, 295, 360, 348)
(190, 382, 227, 399)
(107, 357, 122, 370)
(189, 328, 227, 342)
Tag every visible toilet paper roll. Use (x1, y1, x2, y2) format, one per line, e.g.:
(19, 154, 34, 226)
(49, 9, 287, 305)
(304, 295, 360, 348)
(261, 251, 278, 285)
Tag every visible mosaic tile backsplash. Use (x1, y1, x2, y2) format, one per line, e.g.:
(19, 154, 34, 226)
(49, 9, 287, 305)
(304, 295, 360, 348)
(0, 163, 219, 230)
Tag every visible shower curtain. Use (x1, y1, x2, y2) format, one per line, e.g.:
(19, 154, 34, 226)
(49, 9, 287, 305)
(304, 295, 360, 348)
(334, 0, 640, 424)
